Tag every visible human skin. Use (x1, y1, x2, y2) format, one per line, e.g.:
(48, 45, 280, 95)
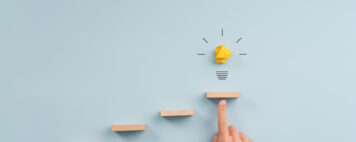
(212, 99, 253, 142)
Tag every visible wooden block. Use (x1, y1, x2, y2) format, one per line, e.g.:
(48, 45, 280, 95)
(160, 109, 194, 117)
(206, 92, 240, 98)
(111, 124, 146, 131)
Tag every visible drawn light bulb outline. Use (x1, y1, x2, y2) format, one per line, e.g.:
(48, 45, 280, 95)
(197, 28, 247, 80)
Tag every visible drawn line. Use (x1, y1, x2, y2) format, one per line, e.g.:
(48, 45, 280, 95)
(236, 37, 242, 44)
(197, 53, 206, 55)
(202, 37, 209, 44)
(221, 29, 224, 37)
(239, 53, 247, 55)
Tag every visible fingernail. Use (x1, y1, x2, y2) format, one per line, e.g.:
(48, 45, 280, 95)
(219, 99, 226, 105)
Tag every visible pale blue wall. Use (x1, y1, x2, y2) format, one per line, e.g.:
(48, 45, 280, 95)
(1, 0, 356, 141)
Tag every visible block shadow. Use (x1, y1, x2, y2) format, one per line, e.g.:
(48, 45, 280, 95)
(113, 128, 145, 140)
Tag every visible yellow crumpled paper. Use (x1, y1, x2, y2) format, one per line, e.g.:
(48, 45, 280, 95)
(215, 45, 232, 64)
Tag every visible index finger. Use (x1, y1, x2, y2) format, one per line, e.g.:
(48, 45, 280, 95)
(218, 99, 229, 138)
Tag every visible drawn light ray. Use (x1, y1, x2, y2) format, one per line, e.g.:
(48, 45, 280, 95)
(236, 37, 242, 44)
(202, 37, 209, 44)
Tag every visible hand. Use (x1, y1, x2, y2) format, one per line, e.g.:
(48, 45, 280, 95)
(212, 99, 253, 142)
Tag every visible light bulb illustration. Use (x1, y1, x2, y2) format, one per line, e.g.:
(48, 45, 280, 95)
(198, 29, 246, 80)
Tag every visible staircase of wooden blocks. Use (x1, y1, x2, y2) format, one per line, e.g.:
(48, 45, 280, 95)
(111, 92, 240, 132)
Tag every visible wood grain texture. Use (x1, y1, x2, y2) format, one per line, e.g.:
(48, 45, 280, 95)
(111, 124, 146, 131)
(160, 109, 194, 117)
(206, 92, 240, 98)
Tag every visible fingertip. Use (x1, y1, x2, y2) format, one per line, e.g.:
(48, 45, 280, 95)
(219, 99, 226, 106)
(228, 125, 233, 130)
(228, 125, 239, 135)
(228, 125, 236, 130)
(240, 132, 249, 141)
(212, 134, 218, 142)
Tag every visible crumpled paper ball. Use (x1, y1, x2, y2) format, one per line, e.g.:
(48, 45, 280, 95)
(215, 45, 232, 64)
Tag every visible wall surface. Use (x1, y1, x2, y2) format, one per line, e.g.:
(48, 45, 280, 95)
(1, 0, 356, 141)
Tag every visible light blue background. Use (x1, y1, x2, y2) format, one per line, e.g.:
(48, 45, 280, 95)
(1, 0, 356, 141)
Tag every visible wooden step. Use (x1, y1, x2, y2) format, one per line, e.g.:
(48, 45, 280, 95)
(206, 92, 240, 98)
(111, 124, 146, 131)
(161, 109, 194, 117)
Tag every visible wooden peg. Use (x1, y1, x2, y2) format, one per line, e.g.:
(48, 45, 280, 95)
(111, 124, 146, 131)
(206, 92, 240, 98)
(160, 109, 194, 117)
